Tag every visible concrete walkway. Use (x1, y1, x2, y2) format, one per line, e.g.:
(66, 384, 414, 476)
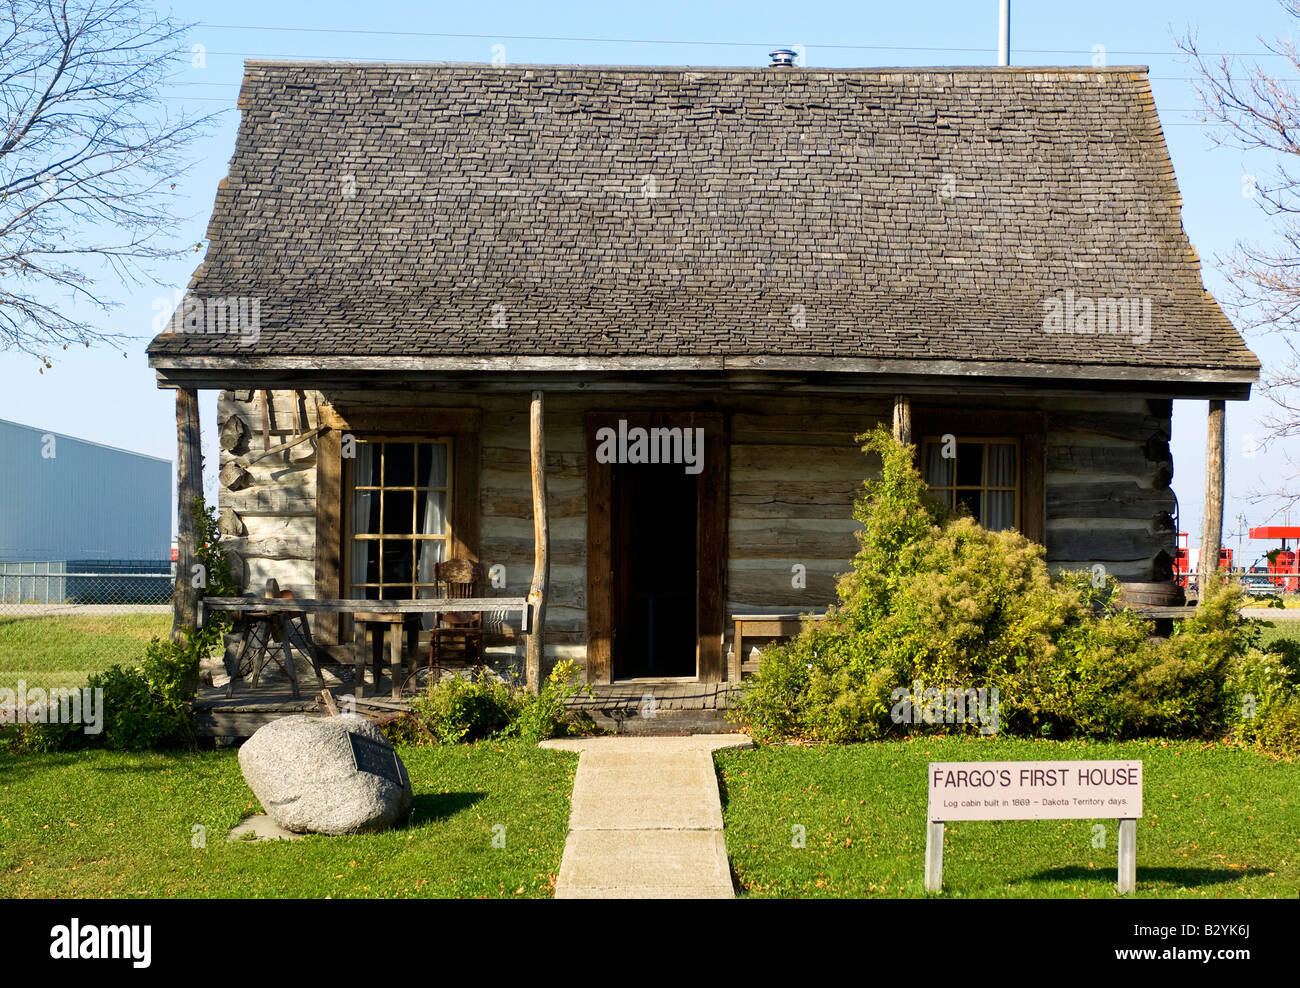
(540, 734, 754, 899)
(1240, 608, 1300, 620)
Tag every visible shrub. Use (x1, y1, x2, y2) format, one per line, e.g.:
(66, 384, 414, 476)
(7, 496, 225, 753)
(506, 660, 593, 744)
(729, 426, 1271, 748)
(1226, 635, 1300, 756)
(3, 632, 202, 753)
(408, 671, 520, 744)
(1128, 580, 1258, 738)
(85, 662, 190, 750)
(8, 718, 79, 753)
(728, 640, 814, 744)
(398, 661, 594, 745)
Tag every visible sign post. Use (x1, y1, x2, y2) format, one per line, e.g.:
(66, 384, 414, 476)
(924, 820, 945, 893)
(925, 760, 1142, 894)
(1118, 817, 1137, 894)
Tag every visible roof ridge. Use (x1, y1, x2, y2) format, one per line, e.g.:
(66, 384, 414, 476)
(241, 59, 1152, 75)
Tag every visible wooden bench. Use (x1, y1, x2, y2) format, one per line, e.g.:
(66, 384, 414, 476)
(730, 611, 827, 682)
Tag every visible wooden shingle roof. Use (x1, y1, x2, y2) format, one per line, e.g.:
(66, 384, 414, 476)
(147, 61, 1259, 384)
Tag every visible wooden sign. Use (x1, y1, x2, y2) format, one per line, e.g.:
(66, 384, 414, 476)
(925, 760, 1142, 894)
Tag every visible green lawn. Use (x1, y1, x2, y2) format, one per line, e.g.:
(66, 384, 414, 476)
(717, 737, 1299, 898)
(1254, 620, 1300, 651)
(0, 614, 172, 690)
(0, 742, 577, 898)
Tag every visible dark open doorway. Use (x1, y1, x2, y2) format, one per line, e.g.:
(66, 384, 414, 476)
(610, 460, 698, 678)
(585, 410, 726, 685)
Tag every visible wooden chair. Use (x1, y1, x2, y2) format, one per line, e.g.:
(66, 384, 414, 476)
(428, 559, 485, 679)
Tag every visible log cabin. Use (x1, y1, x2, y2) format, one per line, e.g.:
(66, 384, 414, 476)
(148, 60, 1260, 687)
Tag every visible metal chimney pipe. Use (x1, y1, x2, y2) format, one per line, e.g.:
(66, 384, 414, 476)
(998, 0, 1010, 66)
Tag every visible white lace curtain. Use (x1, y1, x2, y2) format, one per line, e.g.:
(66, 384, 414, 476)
(349, 443, 376, 595)
(985, 443, 1016, 531)
(415, 445, 448, 628)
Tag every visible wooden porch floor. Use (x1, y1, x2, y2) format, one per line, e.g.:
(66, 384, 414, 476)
(193, 669, 744, 738)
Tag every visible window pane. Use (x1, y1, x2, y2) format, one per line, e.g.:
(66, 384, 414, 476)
(350, 539, 378, 589)
(924, 442, 953, 487)
(386, 443, 417, 487)
(418, 443, 448, 488)
(347, 437, 452, 603)
(988, 443, 1017, 487)
(986, 491, 1016, 531)
(382, 491, 415, 534)
(956, 489, 982, 519)
(415, 536, 444, 586)
(417, 583, 442, 631)
(352, 489, 379, 536)
(416, 490, 448, 536)
(354, 442, 380, 486)
(955, 443, 983, 487)
(381, 539, 414, 586)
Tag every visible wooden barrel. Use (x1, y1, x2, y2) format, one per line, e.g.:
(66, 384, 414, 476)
(1118, 581, 1186, 608)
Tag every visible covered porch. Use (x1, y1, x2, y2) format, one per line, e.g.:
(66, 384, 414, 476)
(157, 363, 1245, 706)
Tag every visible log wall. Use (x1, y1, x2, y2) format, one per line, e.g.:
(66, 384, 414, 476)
(1043, 396, 1176, 582)
(725, 404, 887, 619)
(215, 388, 1176, 676)
(216, 389, 319, 597)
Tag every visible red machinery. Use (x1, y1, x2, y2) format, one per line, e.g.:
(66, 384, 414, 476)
(1173, 532, 1233, 589)
(1248, 526, 1300, 592)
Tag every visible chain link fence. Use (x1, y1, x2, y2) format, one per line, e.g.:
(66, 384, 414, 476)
(0, 561, 174, 691)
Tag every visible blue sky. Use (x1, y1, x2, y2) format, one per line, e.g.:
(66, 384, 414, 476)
(1, 0, 1297, 563)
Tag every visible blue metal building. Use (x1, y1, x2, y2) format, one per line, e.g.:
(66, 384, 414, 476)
(0, 418, 171, 603)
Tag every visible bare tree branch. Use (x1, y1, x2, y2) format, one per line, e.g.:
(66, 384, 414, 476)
(1177, 2, 1300, 517)
(0, 0, 218, 361)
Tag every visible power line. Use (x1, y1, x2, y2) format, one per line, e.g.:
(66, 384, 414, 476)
(165, 52, 1280, 82)
(194, 22, 1294, 59)
(156, 50, 1300, 83)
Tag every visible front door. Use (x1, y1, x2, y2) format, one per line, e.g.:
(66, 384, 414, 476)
(610, 459, 698, 678)
(585, 410, 727, 684)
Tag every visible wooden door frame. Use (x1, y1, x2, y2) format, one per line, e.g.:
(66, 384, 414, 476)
(585, 410, 727, 685)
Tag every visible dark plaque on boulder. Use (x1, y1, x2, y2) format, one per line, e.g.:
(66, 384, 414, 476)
(348, 733, 406, 787)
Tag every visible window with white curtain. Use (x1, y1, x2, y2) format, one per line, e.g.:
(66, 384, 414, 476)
(921, 437, 1020, 532)
(347, 439, 452, 613)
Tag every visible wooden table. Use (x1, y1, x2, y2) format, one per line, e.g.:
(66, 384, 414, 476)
(204, 596, 531, 698)
(223, 606, 326, 700)
(730, 612, 826, 682)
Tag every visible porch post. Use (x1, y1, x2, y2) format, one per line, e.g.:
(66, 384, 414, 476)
(892, 394, 912, 446)
(173, 387, 203, 640)
(1199, 399, 1226, 600)
(526, 390, 550, 693)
